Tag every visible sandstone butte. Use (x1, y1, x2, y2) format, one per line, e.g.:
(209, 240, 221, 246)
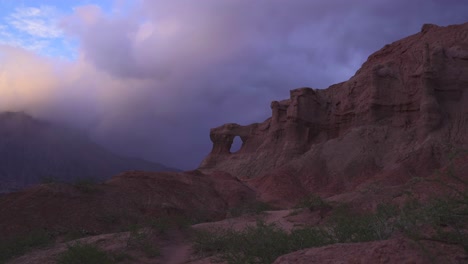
(0, 22, 467, 264)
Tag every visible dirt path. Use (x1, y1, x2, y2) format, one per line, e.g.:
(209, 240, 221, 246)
(159, 229, 194, 264)
(158, 210, 300, 264)
(192, 209, 297, 232)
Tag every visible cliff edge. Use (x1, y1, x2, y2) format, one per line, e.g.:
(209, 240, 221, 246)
(200, 23, 468, 204)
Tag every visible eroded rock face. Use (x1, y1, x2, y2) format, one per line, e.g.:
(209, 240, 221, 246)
(200, 23, 468, 202)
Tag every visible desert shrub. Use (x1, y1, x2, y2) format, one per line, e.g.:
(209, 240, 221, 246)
(396, 147, 468, 252)
(327, 203, 398, 243)
(192, 227, 230, 257)
(288, 227, 334, 249)
(126, 226, 160, 258)
(57, 243, 112, 264)
(228, 201, 275, 217)
(148, 217, 172, 235)
(220, 221, 290, 264)
(396, 194, 468, 252)
(0, 230, 52, 263)
(193, 204, 402, 264)
(147, 215, 191, 235)
(192, 220, 333, 264)
(427, 196, 467, 248)
(111, 252, 134, 262)
(294, 194, 330, 211)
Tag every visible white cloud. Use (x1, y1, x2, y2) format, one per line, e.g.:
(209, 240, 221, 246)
(7, 6, 63, 38)
(0, 5, 71, 57)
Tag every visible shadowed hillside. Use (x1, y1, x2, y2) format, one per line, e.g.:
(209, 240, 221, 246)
(0, 112, 177, 193)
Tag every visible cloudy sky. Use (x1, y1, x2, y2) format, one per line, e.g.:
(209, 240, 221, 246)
(0, 0, 467, 170)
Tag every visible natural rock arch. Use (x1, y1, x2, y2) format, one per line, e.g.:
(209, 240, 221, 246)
(230, 136, 243, 153)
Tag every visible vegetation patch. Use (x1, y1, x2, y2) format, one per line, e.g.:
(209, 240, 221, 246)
(0, 230, 53, 264)
(193, 193, 467, 264)
(126, 225, 160, 258)
(397, 194, 468, 252)
(294, 194, 331, 211)
(326, 203, 397, 243)
(228, 201, 275, 218)
(147, 215, 192, 234)
(193, 220, 332, 264)
(57, 243, 113, 264)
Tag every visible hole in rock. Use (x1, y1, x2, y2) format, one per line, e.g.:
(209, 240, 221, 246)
(230, 136, 242, 153)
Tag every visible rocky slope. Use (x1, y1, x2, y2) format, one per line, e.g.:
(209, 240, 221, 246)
(0, 170, 254, 238)
(200, 22, 468, 206)
(273, 237, 466, 264)
(0, 112, 176, 193)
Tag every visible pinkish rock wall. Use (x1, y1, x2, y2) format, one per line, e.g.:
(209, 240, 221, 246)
(200, 23, 468, 200)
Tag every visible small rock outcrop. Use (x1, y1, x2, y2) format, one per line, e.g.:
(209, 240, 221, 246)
(200, 23, 468, 204)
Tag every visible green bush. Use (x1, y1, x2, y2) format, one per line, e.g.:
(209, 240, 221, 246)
(57, 243, 112, 264)
(294, 194, 330, 211)
(147, 215, 192, 235)
(395, 147, 468, 253)
(0, 230, 52, 263)
(126, 226, 160, 258)
(327, 203, 397, 243)
(192, 220, 333, 264)
(288, 227, 333, 249)
(228, 201, 275, 218)
(192, 202, 411, 264)
(397, 195, 468, 252)
(148, 217, 172, 234)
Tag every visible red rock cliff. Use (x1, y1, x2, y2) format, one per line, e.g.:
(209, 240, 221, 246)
(200, 23, 468, 202)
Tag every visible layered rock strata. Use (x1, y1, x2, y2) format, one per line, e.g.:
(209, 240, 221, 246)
(200, 23, 468, 201)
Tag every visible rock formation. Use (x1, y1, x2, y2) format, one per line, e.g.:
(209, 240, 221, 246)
(200, 23, 468, 204)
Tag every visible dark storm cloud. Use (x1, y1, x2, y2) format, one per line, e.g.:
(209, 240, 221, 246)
(2, 0, 466, 169)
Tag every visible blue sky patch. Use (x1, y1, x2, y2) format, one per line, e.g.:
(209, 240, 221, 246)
(0, 0, 115, 60)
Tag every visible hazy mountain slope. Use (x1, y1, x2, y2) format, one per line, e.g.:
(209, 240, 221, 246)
(0, 112, 177, 193)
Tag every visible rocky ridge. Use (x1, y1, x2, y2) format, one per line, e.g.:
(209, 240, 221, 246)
(200, 22, 468, 205)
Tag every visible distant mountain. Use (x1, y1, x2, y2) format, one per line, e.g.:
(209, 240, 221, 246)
(0, 112, 177, 193)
